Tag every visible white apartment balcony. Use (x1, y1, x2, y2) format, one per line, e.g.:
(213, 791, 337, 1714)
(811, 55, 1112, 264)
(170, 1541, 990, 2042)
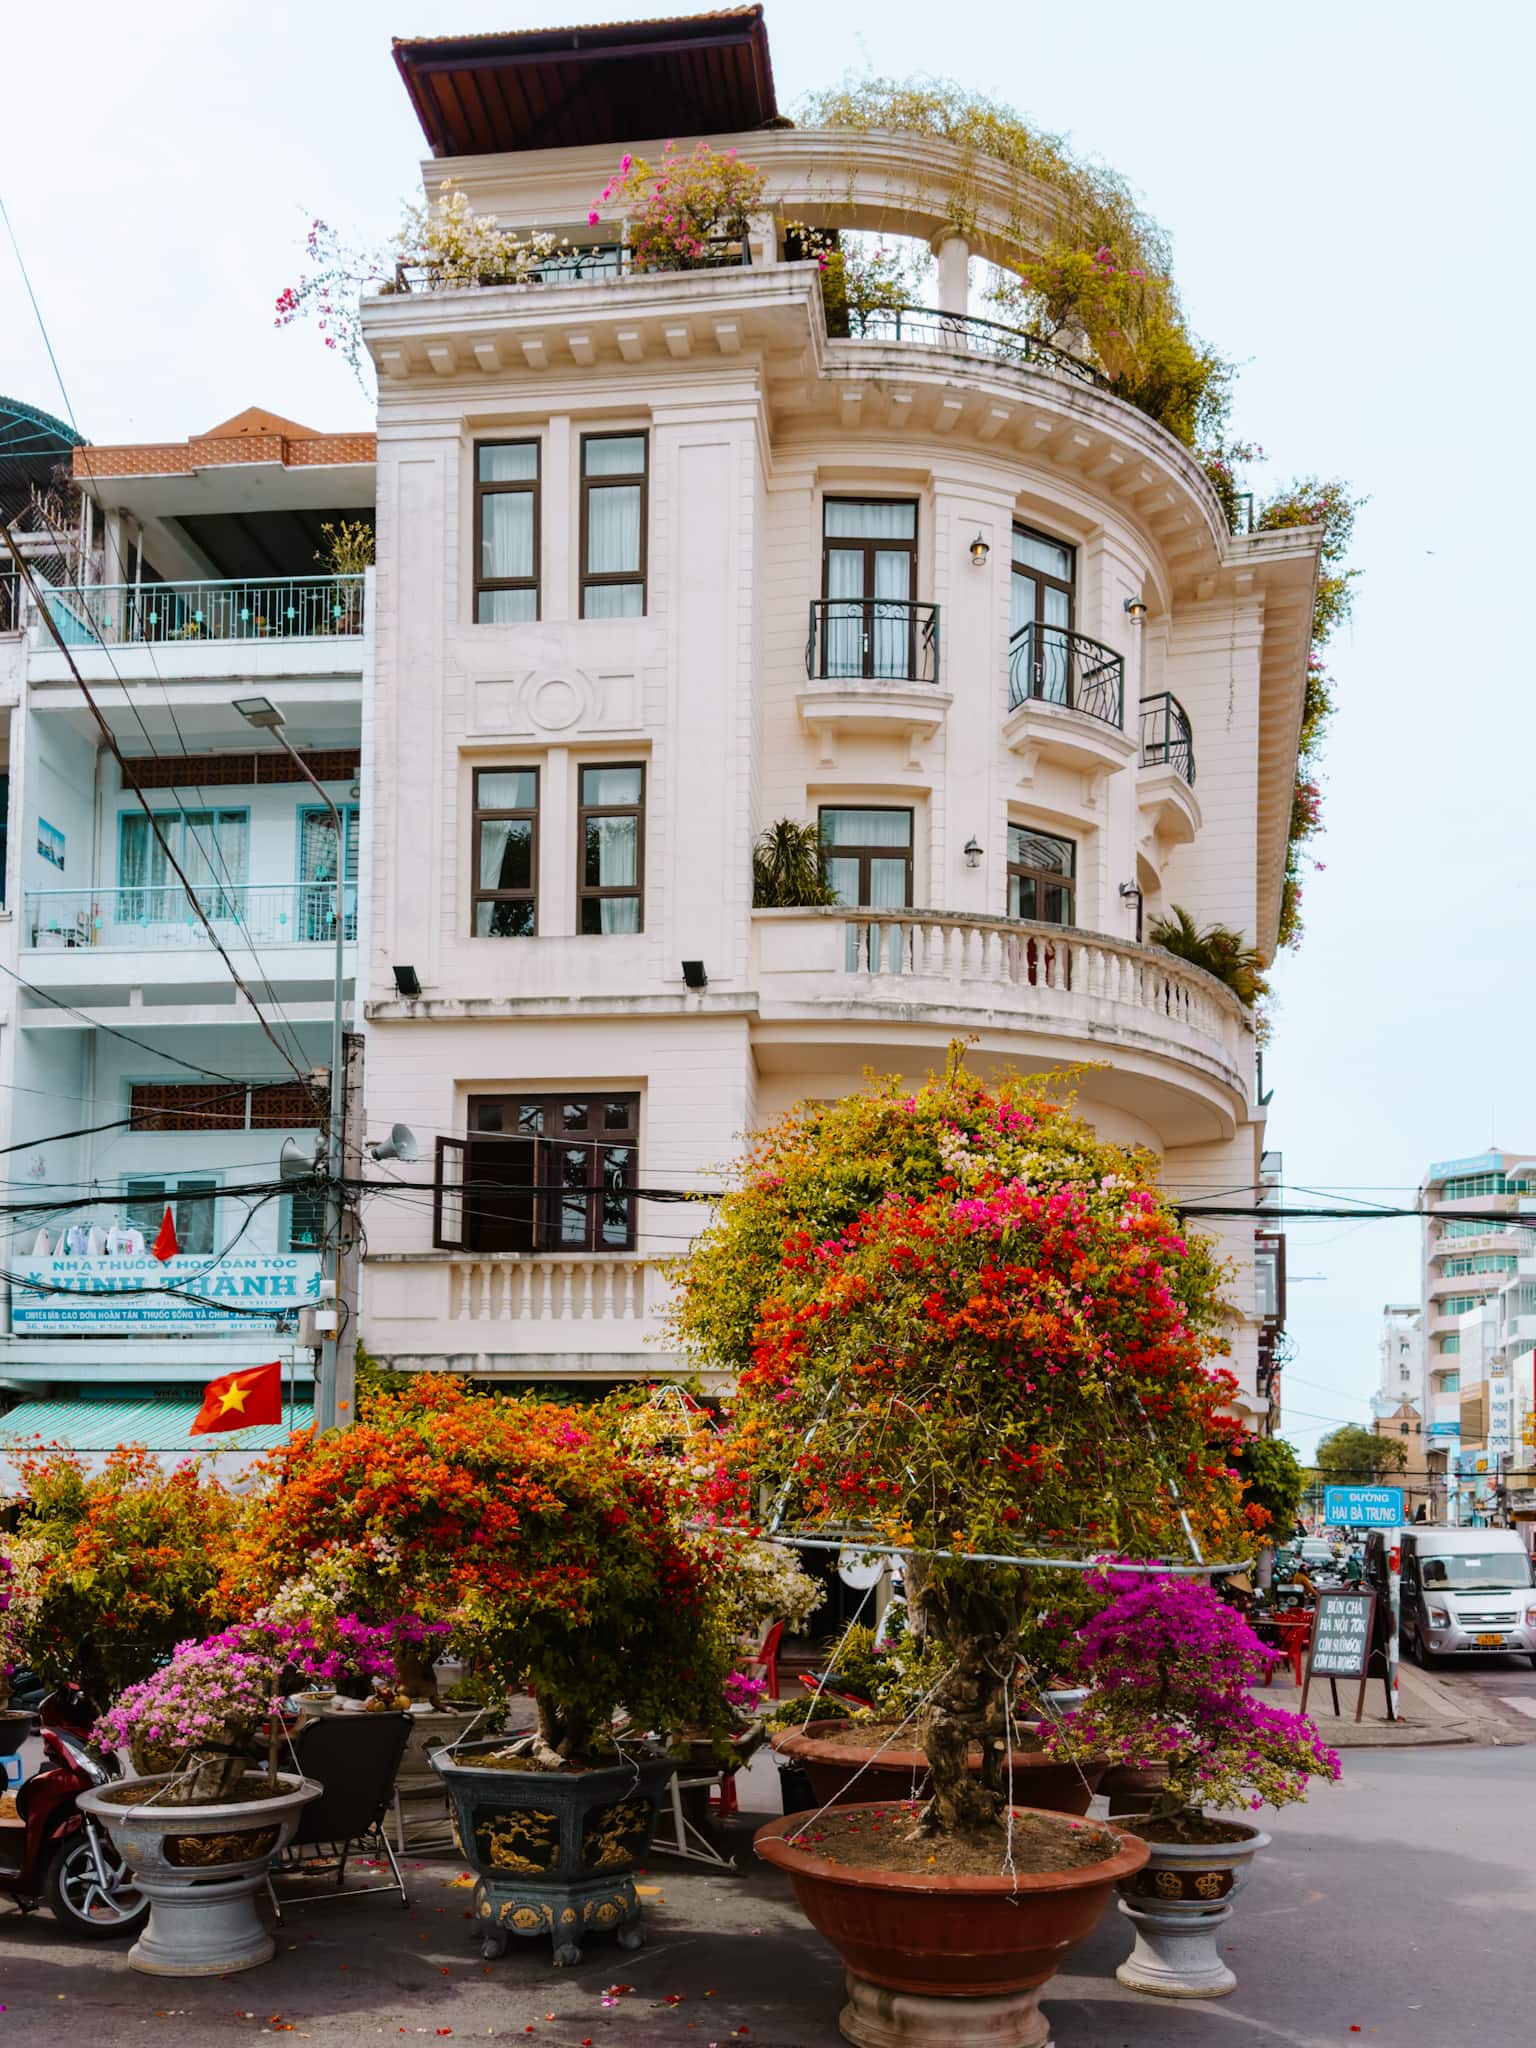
(751, 906, 1252, 1142)
(363, 1252, 663, 1377)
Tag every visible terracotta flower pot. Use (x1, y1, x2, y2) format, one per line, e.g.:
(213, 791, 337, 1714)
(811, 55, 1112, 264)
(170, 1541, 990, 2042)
(770, 1718, 1103, 1816)
(756, 1803, 1149, 2047)
(1099, 1760, 1171, 1818)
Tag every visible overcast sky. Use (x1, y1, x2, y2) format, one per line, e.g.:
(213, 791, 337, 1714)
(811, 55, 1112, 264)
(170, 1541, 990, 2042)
(5, 0, 1532, 1455)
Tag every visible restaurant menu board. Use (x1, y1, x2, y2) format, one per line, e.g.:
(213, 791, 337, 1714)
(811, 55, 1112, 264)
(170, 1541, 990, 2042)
(1308, 1589, 1376, 1680)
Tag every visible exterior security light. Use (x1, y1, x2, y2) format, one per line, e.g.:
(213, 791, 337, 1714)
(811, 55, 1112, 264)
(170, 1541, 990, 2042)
(963, 838, 983, 869)
(969, 533, 990, 566)
(682, 960, 708, 990)
(1123, 595, 1148, 624)
(234, 694, 284, 728)
(392, 964, 421, 998)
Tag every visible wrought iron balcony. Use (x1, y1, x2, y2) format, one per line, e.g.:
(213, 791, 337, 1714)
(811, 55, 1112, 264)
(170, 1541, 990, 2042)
(1139, 692, 1196, 785)
(37, 575, 364, 648)
(1007, 623, 1124, 727)
(806, 599, 939, 685)
(24, 882, 357, 951)
(391, 233, 752, 295)
(842, 304, 1107, 390)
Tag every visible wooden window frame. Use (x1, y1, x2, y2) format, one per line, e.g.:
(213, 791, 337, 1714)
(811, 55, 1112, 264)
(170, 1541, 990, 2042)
(580, 432, 649, 617)
(577, 762, 645, 934)
(817, 805, 914, 908)
(471, 766, 539, 938)
(435, 1093, 641, 1254)
(820, 498, 920, 680)
(1010, 523, 1076, 635)
(473, 439, 541, 623)
(1007, 826, 1077, 927)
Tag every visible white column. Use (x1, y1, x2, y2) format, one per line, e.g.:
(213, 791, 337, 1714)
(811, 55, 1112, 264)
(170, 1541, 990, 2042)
(934, 235, 971, 315)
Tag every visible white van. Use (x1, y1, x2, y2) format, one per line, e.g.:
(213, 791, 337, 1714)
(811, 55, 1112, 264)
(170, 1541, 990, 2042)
(1399, 1528, 1536, 1664)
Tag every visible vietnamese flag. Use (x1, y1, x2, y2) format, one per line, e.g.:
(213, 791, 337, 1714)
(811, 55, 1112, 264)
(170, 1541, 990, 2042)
(151, 1203, 179, 1263)
(189, 1361, 283, 1436)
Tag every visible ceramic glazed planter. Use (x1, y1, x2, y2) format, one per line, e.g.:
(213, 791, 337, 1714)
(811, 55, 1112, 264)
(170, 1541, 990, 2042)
(756, 1804, 1149, 2048)
(78, 1773, 319, 1977)
(1114, 1820, 1270, 1998)
(770, 1718, 1103, 1816)
(431, 1740, 677, 1967)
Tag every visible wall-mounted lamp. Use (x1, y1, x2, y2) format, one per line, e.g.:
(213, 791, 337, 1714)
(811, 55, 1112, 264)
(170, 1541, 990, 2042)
(1119, 881, 1144, 943)
(1123, 594, 1149, 625)
(682, 959, 708, 990)
(964, 837, 984, 869)
(969, 533, 990, 567)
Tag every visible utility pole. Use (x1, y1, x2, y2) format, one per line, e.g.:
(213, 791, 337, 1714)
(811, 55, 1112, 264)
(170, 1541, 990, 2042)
(334, 1031, 365, 1426)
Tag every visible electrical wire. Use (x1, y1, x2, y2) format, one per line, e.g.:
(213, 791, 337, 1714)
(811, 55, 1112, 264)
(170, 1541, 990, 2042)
(0, 958, 250, 1082)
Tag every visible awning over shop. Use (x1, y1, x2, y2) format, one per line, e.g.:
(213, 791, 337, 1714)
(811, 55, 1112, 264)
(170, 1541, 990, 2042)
(0, 1396, 312, 1486)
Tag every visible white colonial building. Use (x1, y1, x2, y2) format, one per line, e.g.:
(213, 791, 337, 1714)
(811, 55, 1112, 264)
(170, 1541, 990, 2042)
(354, 12, 1319, 1423)
(0, 403, 373, 1467)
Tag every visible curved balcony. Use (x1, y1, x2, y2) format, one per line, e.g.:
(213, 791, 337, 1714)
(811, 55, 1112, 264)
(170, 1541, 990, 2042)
(800, 598, 947, 766)
(843, 304, 1104, 391)
(1137, 690, 1201, 849)
(752, 906, 1251, 1139)
(1003, 623, 1132, 789)
(1140, 693, 1195, 785)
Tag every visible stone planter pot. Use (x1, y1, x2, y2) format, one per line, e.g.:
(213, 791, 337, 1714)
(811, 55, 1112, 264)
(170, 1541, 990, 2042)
(1100, 1761, 1171, 1819)
(78, 1773, 320, 1977)
(756, 1803, 1149, 2047)
(1114, 1819, 1270, 1998)
(770, 1718, 1103, 1817)
(431, 1740, 677, 1967)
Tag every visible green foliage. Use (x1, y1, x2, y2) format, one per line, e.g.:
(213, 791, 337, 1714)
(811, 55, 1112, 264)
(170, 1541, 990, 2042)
(1257, 479, 1362, 648)
(1234, 1436, 1305, 1533)
(782, 222, 924, 336)
(1146, 906, 1269, 1008)
(752, 818, 839, 908)
(315, 519, 374, 575)
(1315, 1424, 1407, 1485)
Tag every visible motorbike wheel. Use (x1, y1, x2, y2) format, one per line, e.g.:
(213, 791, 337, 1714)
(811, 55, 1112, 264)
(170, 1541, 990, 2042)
(44, 1831, 149, 1940)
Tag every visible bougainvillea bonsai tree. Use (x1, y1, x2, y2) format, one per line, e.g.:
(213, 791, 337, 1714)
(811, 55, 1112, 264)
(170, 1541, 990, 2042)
(675, 1055, 1246, 1840)
(226, 1380, 731, 1767)
(1044, 1576, 1339, 1826)
(18, 1445, 242, 1693)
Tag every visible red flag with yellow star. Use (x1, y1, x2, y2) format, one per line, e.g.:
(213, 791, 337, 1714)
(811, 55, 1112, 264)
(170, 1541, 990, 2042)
(189, 1361, 283, 1436)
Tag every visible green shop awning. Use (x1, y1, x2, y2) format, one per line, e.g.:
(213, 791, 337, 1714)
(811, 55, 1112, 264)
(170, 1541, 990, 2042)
(0, 1396, 311, 1459)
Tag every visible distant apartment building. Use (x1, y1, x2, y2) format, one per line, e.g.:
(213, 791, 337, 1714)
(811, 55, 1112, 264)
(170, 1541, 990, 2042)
(0, 402, 373, 1473)
(1374, 1301, 1422, 1418)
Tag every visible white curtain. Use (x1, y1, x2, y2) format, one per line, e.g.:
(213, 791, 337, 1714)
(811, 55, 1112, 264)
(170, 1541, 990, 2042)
(481, 493, 532, 581)
(586, 485, 641, 575)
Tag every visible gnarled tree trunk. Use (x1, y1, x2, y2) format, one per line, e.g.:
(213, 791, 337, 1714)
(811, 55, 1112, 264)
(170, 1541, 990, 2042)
(915, 1566, 1018, 1836)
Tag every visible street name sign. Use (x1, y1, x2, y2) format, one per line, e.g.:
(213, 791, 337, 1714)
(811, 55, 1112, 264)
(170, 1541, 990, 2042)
(1323, 1485, 1404, 1528)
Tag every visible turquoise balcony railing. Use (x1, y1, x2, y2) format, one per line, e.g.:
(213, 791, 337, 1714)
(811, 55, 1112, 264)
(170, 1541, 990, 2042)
(24, 883, 358, 951)
(39, 574, 364, 647)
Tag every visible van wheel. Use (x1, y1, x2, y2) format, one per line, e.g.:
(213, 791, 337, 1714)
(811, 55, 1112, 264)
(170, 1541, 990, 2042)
(1410, 1623, 1434, 1668)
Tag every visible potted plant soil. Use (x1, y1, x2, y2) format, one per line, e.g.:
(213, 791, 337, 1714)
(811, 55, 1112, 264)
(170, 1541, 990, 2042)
(677, 1062, 1251, 2046)
(1046, 1574, 1339, 1997)
(226, 1384, 731, 1968)
(81, 1632, 319, 1976)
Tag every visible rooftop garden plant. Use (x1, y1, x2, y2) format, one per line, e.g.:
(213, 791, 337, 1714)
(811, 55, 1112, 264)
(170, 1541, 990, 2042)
(679, 1056, 1244, 1840)
(589, 140, 766, 271)
(1043, 1576, 1339, 1827)
(1147, 906, 1269, 1009)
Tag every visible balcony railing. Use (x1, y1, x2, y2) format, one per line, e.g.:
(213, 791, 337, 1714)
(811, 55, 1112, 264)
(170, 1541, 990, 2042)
(37, 575, 364, 648)
(1139, 691, 1196, 785)
(390, 233, 751, 295)
(25, 883, 357, 951)
(843, 304, 1108, 390)
(806, 599, 940, 684)
(1008, 623, 1124, 727)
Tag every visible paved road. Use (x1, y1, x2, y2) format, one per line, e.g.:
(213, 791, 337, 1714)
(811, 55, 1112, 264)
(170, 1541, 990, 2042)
(0, 1746, 1532, 2046)
(1408, 1645, 1536, 1733)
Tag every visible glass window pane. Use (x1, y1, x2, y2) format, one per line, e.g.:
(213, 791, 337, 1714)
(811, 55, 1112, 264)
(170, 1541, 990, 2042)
(476, 587, 538, 624)
(473, 1102, 505, 1131)
(581, 896, 642, 934)
(176, 1182, 217, 1257)
(1010, 571, 1038, 637)
(1010, 875, 1036, 919)
(478, 818, 532, 891)
(481, 492, 533, 581)
(580, 766, 643, 806)
(824, 500, 916, 540)
(582, 582, 644, 619)
(1012, 529, 1073, 581)
(869, 858, 910, 909)
(584, 435, 646, 477)
(479, 443, 538, 482)
(820, 809, 912, 848)
(477, 770, 537, 809)
(585, 815, 637, 888)
(1043, 585, 1070, 630)
(602, 1148, 632, 1244)
(1042, 884, 1072, 925)
(1009, 828, 1074, 875)
(825, 856, 860, 907)
(562, 1102, 589, 1132)
(604, 1100, 631, 1130)
(586, 484, 641, 573)
(517, 1104, 544, 1134)
(474, 899, 536, 937)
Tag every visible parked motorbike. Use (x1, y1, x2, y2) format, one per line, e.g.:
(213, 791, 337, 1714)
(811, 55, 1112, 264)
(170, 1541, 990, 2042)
(0, 1682, 147, 1937)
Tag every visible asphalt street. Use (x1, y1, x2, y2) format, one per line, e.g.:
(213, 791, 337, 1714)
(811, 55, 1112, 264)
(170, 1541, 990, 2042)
(0, 1742, 1531, 2047)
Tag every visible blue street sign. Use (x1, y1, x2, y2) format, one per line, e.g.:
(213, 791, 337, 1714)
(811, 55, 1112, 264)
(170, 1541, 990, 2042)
(1324, 1485, 1405, 1528)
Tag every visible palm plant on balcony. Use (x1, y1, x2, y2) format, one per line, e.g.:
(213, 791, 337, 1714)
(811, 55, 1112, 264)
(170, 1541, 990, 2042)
(1147, 905, 1268, 1008)
(751, 818, 839, 908)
